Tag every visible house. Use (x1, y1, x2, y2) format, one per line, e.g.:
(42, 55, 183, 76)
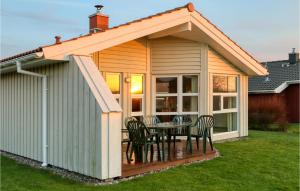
(249, 49, 300, 123)
(0, 3, 268, 180)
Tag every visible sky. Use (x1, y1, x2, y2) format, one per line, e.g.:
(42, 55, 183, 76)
(1, 0, 299, 62)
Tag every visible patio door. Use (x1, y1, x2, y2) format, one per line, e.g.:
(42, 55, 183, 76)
(130, 74, 145, 120)
(104, 72, 145, 122)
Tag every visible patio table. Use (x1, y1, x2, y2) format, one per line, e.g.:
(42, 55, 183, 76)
(147, 122, 192, 161)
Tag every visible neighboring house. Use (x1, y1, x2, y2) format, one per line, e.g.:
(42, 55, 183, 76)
(249, 50, 300, 123)
(0, 3, 267, 180)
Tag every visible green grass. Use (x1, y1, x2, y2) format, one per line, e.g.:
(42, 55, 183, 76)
(287, 123, 300, 133)
(1, 129, 299, 191)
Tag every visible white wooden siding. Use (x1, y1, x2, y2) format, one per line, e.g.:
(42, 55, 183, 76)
(92, 38, 147, 73)
(151, 36, 201, 74)
(0, 61, 116, 179)
(208, 47, 242, 75)
(1, 72, 43, 161)
(239, 75, 248, 137)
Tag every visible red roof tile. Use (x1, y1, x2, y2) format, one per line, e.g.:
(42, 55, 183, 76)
(0, 47, 42, 63)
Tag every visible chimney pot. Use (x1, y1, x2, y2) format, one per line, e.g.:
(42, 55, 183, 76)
(55, 36, 61, 44)
(95, 5, 104, 13)
(289, 48, 299, 64)
(89, 5, 109, 33)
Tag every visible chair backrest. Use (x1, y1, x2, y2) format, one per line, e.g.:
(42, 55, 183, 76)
(126, 121, 150, 145)
(143, 115, 161, 126)
(172, 115, 192, 124)
(171, 115, 192, 135)
(194, 115, 214, 136)
(124, 116, 138, 127)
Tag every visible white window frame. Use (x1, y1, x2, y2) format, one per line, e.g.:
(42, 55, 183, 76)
(131, 74, 145, 117)
(212, 74, 239, 134)
(153, 74, 200, 118)
(213, 93, 238, 114)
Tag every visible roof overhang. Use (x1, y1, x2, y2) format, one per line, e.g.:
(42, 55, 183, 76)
(0, 52, 44, 74)
(249, 80, 300, 94)
(0, 52, 65, 74)
(1, 3, 268, 76)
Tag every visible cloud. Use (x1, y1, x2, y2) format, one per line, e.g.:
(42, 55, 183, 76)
(13, 0, 90, 8)
(1, 9, 80, 26)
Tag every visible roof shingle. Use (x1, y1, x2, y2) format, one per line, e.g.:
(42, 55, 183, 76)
(249, 60, 300, 92)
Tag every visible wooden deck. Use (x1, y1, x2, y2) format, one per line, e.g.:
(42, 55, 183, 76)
(122, 140, 218, 177)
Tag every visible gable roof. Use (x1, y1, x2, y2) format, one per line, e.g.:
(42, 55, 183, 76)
(1, 3, 267, 76)
(249, 60, 300, 93)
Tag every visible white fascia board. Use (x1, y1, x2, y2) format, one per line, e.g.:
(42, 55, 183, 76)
(274, 80, 300, 93)
(42, 9, 190, 60)
(41, 8, 267, 77)
(0, 52, 44, 67)
(190, 12, 268, 76)
(249, 80, 300, 94)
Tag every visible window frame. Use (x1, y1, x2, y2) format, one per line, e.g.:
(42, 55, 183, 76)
(212, 74, 238, 114)
(212, 92, 238, 114)
(131, 74, 145, 117)
(153, 74, 200, 117)
(212, 74, 239, 134)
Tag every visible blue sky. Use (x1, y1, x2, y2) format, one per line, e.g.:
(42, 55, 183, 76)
(1, 0, 299, 61)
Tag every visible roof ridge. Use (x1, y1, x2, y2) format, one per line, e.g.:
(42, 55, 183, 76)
(1, 3, 192, 62)
(262, 60, 289, 63)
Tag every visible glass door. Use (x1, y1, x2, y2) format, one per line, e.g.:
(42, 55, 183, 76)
(130, 74, 144, 120)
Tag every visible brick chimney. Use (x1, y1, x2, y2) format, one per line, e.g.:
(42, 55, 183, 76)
(89, 5, 109, 33)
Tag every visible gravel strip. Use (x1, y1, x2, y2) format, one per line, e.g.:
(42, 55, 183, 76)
(1, 149, 220, 185)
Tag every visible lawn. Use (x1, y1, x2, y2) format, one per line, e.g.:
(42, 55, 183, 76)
(1, 129, 299, 191)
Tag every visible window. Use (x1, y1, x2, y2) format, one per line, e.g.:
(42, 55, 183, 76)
(213, 113, 237, 133)
(154, 75, 199, 123)
(156, 77, 177, 93)
(156, 97, 177, 112)
(223, 96, 236, 109)
(213, 76, 237, 93)
(131, 74, 144, 117)
(212, 75, 238, 134)
(105, 73, 121, 103)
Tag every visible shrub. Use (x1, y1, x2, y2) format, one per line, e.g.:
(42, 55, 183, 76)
(249, 95, 288, 131)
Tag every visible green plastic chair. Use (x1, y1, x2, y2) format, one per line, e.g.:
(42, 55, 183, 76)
(126, 121, 161, 163)
(191, 115, 214, 154)
(170, 115, 192, 149)
(142, 115, 161, 126)
(123, 116, 138, 163)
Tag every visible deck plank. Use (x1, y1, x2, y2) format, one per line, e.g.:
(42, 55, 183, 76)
(122, 140, 218, 177)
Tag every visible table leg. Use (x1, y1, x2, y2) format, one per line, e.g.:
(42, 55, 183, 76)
(203, 129, 207, 154)
(167, 129, 171, 158)
(161, 130, 165, 161)
(187, 126, 193, 153)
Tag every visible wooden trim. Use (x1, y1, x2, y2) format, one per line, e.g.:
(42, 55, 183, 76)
(191, 13, 267, 76)
(71, 55, 122, 112)
(41, 8, 267, 76)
